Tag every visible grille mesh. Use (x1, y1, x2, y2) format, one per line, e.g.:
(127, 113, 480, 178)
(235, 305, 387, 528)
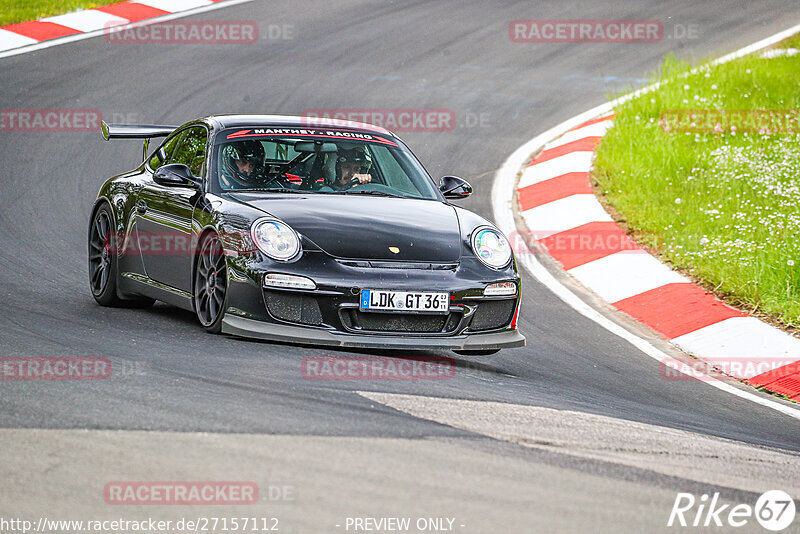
(469, 299, 516, 331)
(343, 310, 448, 333)
(264, 290, 323, 326)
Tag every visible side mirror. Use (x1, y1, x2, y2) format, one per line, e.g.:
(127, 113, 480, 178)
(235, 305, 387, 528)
(153, 163, 200, 188)
(439, 176, 472, 199)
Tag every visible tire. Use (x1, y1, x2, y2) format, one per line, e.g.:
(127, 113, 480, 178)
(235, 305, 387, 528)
(453, 349, 501, 356)
(193, 232, 228, 334)
(89, 204, 154, 308)
(88, 204, 125, 306)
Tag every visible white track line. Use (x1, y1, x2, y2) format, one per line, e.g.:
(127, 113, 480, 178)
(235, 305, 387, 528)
(492, 23, 800, 421)
(0, 0, 257, 60)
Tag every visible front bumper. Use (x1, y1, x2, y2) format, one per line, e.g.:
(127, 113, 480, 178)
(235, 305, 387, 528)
(221, 250, 525, 350)
(221, 314, 526, 350)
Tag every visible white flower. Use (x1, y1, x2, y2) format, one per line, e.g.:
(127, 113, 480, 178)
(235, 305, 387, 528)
(789, 260, 796, 266)
(675, 198, 683, 204)
(700, 237, 710, 246)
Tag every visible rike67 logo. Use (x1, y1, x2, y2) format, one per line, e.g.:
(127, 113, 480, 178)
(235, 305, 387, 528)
(668, 490, 796, 531)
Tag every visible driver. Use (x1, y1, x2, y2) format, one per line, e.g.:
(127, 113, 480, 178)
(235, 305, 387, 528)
(220, 140, 265, 189)
(331, 147, 372, 190)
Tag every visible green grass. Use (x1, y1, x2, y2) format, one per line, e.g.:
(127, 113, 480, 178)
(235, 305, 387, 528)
(781, 31, 800, 50)
(0, 0, 120, 27)
(592, 39, 800, 328)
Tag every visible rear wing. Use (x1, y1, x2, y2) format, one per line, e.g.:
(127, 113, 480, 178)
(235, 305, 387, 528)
(100, 121, 178, 160)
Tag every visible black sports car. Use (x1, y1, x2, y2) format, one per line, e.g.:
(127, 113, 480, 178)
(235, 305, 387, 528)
(90, 115, 524, 354)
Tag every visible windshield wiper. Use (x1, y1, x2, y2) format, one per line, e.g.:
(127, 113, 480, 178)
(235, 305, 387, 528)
(236, 188, 305, 194)
(337, 189, 404, 198)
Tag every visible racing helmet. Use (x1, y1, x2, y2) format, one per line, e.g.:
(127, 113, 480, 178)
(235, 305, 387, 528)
(334, 146, 371, 184)
(336, 146, 371, 168)
(221, 140, 265, 186)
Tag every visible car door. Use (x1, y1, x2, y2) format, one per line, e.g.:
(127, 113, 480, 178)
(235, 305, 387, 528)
(136, 125, 207, 293)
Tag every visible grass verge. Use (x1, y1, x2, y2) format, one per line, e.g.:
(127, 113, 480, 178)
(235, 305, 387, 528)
(592, 38, 800, 329)
(0, 1, 120, 27)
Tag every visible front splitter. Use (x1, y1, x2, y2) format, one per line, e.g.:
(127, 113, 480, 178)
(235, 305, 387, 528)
(221, 314, 525, 351)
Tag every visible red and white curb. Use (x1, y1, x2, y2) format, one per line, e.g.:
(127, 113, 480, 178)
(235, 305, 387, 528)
(515, 114, 800, 399)
(0, 0, 249, 56)
(493, 23, 800, 419)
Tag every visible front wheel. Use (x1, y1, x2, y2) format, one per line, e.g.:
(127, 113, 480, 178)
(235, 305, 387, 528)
(194, 233, 228, 333)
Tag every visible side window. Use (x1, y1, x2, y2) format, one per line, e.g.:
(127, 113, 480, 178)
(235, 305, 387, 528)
(148, 133, 181, 171)
(169, 126, 208, 177)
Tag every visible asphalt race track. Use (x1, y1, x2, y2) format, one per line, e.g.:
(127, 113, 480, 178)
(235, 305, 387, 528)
(1, 1, 800, 532)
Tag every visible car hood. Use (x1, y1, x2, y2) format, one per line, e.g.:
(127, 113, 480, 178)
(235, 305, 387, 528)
(229, 193, 462, 262)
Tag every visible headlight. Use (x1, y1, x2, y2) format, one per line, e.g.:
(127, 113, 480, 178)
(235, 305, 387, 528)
(471, 227, 512, 269)
(251, 218, 301, 261)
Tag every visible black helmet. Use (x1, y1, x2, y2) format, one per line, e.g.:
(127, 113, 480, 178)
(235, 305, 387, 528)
(222, 140, 265, 185)
(336, 146, 371, 168)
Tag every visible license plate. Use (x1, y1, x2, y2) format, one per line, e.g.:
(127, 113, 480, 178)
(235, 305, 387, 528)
(360, 290, 449, 314)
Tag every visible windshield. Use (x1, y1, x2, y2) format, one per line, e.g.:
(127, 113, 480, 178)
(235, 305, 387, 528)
(210, 128, 440, 199)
